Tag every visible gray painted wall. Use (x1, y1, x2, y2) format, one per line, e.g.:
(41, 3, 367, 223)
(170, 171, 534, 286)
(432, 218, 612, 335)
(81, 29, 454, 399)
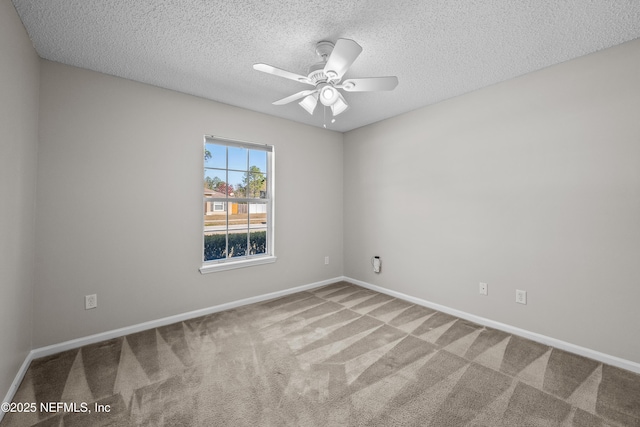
(2, 3, 639, 399)
(34, 61, 343, 347)
(0, 0, 39, 398)
(344, 39, 640, 364)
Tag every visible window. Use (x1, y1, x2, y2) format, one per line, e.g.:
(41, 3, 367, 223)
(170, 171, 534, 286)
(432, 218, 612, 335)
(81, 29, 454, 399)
(200, 136, 275, 273)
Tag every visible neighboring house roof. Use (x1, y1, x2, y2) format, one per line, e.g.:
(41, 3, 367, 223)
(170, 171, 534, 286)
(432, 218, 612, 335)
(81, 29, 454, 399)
(204, 187, 230, 198)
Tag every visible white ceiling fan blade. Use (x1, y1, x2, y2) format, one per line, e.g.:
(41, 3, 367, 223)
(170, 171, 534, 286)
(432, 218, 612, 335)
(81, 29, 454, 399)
(324, 39, 362, 81)
(339, 76, 398, 92)
(253, 63, 314, 86)
(273, 89, 317, 105)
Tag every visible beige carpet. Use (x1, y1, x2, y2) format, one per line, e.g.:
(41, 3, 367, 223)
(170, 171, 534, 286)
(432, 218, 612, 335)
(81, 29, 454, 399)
(2, 281, 639, 426)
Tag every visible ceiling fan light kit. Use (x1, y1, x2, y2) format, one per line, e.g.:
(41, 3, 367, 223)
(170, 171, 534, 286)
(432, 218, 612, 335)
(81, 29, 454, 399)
(331, 94, 349, 116)
(253, 38, 398, 120)
(319, 83, 339, 106)
(298, 93, 318, 115)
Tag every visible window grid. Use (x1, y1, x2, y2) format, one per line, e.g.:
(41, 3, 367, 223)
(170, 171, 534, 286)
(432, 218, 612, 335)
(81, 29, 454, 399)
(202, 136, 273, 268)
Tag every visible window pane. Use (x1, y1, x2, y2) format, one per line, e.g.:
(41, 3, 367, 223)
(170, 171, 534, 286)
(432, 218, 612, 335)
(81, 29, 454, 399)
(203, 235, 227, 261)
(230, 202, 249, 228)
(204, 209, 227, 234)
(227, 170, 245, 197)
(248, 203, 267, 230)
(246, 172, 266, 198)
(204, 207, 227, 261)
(229, 202, 248, 257)
(250, 230, 266, 255)
(249, 203, 267, 255)
(204, 200, 227, 215)
(228, 146, 248, 171)
(204, 169, 227, 196)
(205, 143, 225, 169)
(227, 232, 247, 258)
(249, 149, 267, 172)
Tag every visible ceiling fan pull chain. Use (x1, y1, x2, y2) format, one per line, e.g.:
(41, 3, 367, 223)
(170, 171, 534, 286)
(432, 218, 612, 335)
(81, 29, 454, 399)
(323, 105, 327, 128)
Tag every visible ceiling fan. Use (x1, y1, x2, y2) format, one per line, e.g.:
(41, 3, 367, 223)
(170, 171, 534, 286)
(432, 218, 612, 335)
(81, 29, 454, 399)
(253, 39, 398, 117)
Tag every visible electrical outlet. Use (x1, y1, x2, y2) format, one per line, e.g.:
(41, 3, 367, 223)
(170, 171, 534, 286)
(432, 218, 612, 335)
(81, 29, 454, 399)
(516, 290, 527, 305)
(85, 294, 97, 310)
(324, 256, 329, 265)
(479, 282, 488, 296)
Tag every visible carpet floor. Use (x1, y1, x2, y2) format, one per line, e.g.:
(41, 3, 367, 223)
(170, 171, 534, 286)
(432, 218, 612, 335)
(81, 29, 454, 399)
(2, 281, 639, 426)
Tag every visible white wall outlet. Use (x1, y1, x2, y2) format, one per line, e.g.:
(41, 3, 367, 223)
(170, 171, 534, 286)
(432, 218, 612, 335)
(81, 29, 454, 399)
(85, 294, 97, 310)
(324, 256, 329, 265)
(479, 282, 488, 296)
(516, 290, 527, 305)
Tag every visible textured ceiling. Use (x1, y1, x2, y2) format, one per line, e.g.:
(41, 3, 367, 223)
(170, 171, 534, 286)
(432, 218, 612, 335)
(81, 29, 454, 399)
(12, 0, 640, 132)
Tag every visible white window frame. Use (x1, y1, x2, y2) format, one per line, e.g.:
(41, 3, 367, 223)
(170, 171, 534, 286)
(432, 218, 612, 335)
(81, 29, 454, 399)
(200, 135, 276, 273)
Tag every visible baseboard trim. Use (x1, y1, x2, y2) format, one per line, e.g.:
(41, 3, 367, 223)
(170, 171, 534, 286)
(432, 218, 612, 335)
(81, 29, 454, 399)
(345, 276, 640, 375)
(1, 352, 33, 422)
(5, 273, 637, 422)
(0, 276, 343, 418)
(32, 276, 343, 360)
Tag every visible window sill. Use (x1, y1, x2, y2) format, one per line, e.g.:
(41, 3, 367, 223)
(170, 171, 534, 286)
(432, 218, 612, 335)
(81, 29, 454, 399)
(199, 255, 277, 274)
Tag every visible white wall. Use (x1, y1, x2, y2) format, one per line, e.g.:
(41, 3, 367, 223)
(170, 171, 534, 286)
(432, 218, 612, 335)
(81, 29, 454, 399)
(0, 0, 39, 398)
(34, 61, 343, 347)
(344, 39, 640, 364)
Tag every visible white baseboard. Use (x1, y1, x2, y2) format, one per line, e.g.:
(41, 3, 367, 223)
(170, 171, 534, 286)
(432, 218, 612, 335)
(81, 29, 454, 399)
(1, 353, 33, 422)
(4, 273, 638, 424)
(30, 277, 342, 360)
(345, 276, 640, 375)
(0, 276, 343, 419)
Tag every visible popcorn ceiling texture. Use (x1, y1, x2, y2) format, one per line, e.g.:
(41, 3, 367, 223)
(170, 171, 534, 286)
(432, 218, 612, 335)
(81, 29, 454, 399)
(11, 0, 640, 132)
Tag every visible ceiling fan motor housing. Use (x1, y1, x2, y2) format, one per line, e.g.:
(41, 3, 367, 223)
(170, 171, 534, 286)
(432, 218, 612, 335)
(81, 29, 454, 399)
(307, 62, 329, 84)
(307, 40, 340, 84)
